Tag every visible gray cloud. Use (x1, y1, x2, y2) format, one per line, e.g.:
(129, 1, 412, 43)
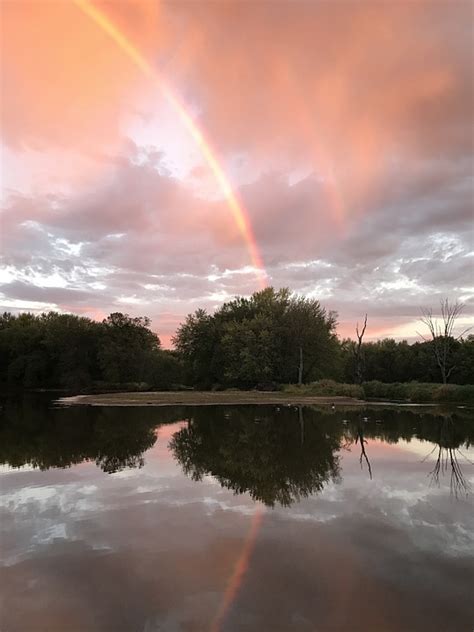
(1, 139, 472, 344)
(2, 0, 473, 344)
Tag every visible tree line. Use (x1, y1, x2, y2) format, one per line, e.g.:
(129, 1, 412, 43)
(0, 311, 182, 391)
(1, 287, 472, 391)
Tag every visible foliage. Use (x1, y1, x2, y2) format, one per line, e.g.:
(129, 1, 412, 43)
(1, 290, 473, 393)
(283, 380, 364, 399)
(0, 311, 183, 391)
(362, 380, 474, 403)
(173, 287, 339, 388)
(284, 379, 474, 403)
(340, 336, 474, 385)
(420, 299, 470, 384)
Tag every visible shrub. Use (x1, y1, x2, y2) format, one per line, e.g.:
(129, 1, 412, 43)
(284, 380, 474, 403)
(362, 380, 474, 403)
(362, 381, 409, 400)
(432, 384, 474, 403)
(283, 380, 364, 399)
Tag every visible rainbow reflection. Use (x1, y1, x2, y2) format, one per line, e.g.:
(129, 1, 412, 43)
(210, 507, 264, 632)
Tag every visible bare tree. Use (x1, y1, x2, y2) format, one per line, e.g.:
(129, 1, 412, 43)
(419, 299, 470, 384)
(351, 314, 367, 385)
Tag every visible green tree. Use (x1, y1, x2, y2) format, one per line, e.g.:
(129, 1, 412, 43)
(98, 313, 161, 384)
(173, 287, 339, 388)
(0, 310, 178, 391)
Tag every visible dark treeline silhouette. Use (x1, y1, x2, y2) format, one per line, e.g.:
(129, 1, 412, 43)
(0, 311, 183, 391)
(340, 337, 474, 385)
(1, 288, 473, 391)
(2, 400, 471, 504)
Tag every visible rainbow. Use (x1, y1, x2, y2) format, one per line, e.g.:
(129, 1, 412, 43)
(210, 508, 264, 631)
(74, 0, 267, 289)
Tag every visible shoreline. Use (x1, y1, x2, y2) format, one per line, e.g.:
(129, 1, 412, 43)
(56, 391, 440, 408)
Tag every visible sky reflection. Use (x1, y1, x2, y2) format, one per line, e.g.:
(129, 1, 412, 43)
(1, 404, 473, 631)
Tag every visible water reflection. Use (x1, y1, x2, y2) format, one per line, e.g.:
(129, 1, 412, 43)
(0, 398, 184, 473)
(424, 417, 473, 497)
(1, 399, 472, 504)
(170, 406, 341, 507)
(170, 406, 474, 505)
(1, 399, 473, 632)
(348, 415, 373, 479)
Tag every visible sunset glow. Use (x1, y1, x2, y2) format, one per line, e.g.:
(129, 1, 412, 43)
(1, 4, 473, 628)
(1, 0, 472, 341)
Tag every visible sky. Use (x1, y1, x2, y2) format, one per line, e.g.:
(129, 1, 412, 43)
(1, 0, 473, 347)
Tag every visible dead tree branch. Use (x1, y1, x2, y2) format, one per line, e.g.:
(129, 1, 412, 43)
(351, 314, 367, 385)
(419, 299, 470, 384)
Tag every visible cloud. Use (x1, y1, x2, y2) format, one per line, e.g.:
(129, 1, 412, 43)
(1, 1, 472, 343)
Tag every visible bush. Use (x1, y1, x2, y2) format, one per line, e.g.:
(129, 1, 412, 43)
(362, 380, 474, 403)
(363, 381, 412, 401)
(283, 380, 364, 399)
(255, 381, 279, 391)
(283, 380, 474, 403)
(432, 384, 474, 403)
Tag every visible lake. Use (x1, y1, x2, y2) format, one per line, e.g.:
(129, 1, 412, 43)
(1, 398, 473, 631)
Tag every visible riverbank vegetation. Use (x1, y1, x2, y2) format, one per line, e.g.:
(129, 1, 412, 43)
(1, 288, 472, 398)
(284, 380, 474, 403)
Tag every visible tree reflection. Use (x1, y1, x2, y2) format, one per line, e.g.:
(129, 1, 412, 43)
(1, 398, 473, 499)
(354, 417, 373, 480)
(340, 416, 373, 479)
(171, 406, 474, 506)
(0, 397, 186, 473)
(423, 417, 473, 497)
(170, 406, 341, 507)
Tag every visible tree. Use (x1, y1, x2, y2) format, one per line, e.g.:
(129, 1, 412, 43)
(173, 308, 222, 388)
(98, 313, 161, 384)
(282, 295, 339, 385)
(419, 299, 471, 384)
(173, 288, 339, 388)
(0, 310, 175, 391)
(351, 314, 367, 385)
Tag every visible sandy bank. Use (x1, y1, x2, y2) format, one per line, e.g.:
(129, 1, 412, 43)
(57, 391, 367, 407)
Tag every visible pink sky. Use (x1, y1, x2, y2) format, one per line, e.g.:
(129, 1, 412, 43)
(1, 0, 473, 347)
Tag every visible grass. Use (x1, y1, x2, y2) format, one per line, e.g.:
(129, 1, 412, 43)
(60, 379, 474, 406)
(283, 380, 364, 399)
(286, 379, 474, 403)
(363, 380, 474, 403)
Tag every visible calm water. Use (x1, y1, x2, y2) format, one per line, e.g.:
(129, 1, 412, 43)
(1, 399, 473, 632)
